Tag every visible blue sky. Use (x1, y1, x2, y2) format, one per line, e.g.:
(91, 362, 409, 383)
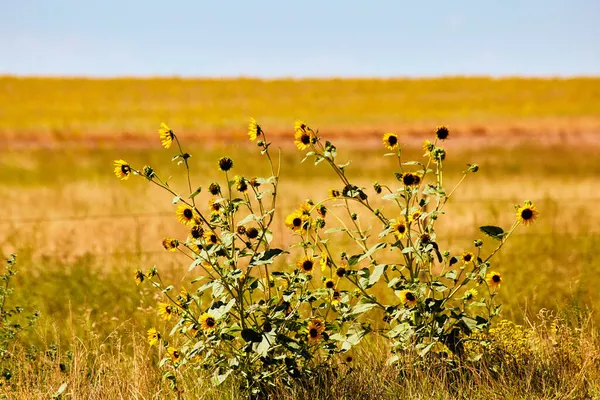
(1, 0, 598, 77)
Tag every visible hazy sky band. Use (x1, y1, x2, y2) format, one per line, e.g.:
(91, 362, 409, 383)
(1, 0, 598, 77)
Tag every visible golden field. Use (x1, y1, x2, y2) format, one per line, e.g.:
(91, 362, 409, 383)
(1, 77, 600, 398)
(1, 76, 600, 146)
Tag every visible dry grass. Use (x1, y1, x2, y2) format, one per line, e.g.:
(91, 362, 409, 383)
(2, 78, 600, 397)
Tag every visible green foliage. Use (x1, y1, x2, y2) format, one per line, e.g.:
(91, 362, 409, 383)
(116, 120, 536, 396)
(0, 255, 38, 384)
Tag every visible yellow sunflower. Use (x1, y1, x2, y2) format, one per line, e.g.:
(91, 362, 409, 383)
(113, 160, 132, 180)
(331, 289, 342, 305)
(248, 117, 261, 141)
(382, 132, 399, 150)
(298, 202, 312, 215)
(134, 269, 145, 286)
(307, 318, 325, 343)
(297, 256, 316, 274)
(461, 251, 474, 264)
(463, 288, 478, 301)
(294, 120, 312, 150)
(486, 271, 502, 288)
(209, 199, 222, 213)
(401, 172, 421, 186)
(409, 210, 422, 224)
(516, 201, 538, 226)
(176, 204, 198, 226)
(324, 279, 336, 289)
(320, 254, 330, 272)
(285, 211, 308, 232)
(167, 347, 183, 364)
(328, 189, 341, 198)
(157, 302, 178, 321)
(158, 122, 175, 149)
(199, 312, 217, 330)
(147, 327, 161, 346)
(203, 230, 219, 246)
(162, 238, 179, 252)
(391, 220, 408, 239)
(423, 139, 434, 155)
(398, 290, 417, 307)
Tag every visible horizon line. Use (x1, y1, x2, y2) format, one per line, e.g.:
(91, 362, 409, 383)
(2, 73, 600, 80)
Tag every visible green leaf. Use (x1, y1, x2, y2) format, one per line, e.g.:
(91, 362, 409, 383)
(359, 242, 386, 262)
(189, 186, 202, 199)
(237, 214, 260, 226)
(350, 302, 377, 316)
(251, 248, 287, 266)
(369, 264, 387, 286)
(212, 369, 232, 386)
(479, 225, 506, 241)
(241, 328, 262, 343)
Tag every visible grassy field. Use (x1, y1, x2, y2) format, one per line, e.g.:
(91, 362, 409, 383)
(1, 76, 600, 145)
(1, 77, 600, 398)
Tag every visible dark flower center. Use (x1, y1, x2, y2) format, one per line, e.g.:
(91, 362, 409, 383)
(246, 227, 259, 239)
(436, 127, 449, 140)
(397, 224, 406, 233)
(209, 235, 217, 243)
(326, 280, 335, 289)
(206, 317, 215, 327)
(300, 133, 311, 145)
(183, 209, 193, 219)
(345, 356, 353, 363)
(333, 290, 340, 299)
(388, 135, 398, 145)
(191, 226, 203, 239)
(302, 261, 313, 271)
(293, 217, 302, 227)
(121, 165, 130, 174)
(405, 292, 415, 302)
(336, 267, 346, 277)
(464, 254, 472, 262)
(173, 351, 180, 358)
(492, 275, 501, 283)
(309, 328, 319, 338)
(521, 209, 533, 220)
(166, 306, 172, 314)
(403, 173, 417, 186)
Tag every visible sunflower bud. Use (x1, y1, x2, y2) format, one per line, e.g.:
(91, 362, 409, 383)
(142, 165, 155, 180)
(218, 157, 233, 172)
(208, 182, 221, 195)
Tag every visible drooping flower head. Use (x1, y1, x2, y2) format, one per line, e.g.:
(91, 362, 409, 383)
(147, 328, 161, 346)
(294, 120, 313, 150)
(113, 160, 132, 180)
(248, 118, 262, 141)
(158, 122, 175, 149)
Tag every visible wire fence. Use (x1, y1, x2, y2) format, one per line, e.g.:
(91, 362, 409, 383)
(1, 196, 597, 260)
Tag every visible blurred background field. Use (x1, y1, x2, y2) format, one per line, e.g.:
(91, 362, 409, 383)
(1, 77, 600, 397)
(1, 75, 600, 339)
(2, 76, 600, 146)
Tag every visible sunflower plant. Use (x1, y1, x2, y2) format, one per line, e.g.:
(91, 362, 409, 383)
(115, 121, 356, 397)
(290, 121, 538, 363)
